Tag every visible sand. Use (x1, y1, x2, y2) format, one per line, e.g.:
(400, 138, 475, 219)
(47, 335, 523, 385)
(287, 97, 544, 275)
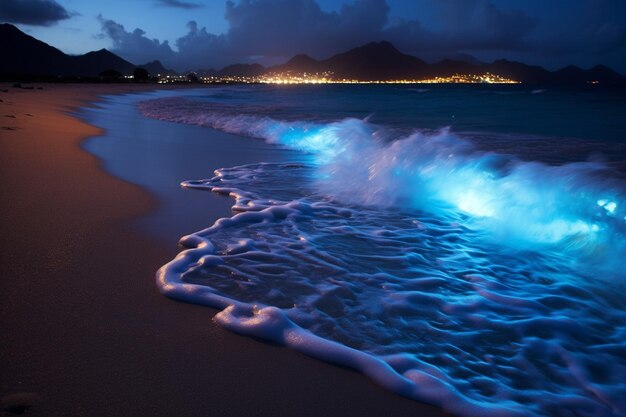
(0, 83, 450, 417)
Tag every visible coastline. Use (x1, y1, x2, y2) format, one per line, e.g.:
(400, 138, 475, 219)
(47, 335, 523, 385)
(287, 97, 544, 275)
(0, 84, 450, 417)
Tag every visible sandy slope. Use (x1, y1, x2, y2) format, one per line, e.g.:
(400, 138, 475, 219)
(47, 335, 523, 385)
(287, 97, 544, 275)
(0, 83, 450, 417)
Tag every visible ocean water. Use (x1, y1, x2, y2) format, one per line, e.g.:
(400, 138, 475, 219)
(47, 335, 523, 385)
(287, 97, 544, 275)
(138, 85, 625, 417)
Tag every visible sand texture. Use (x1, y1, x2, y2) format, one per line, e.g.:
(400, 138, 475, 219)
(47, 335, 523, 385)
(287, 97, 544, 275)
(0, 84, 449, 417)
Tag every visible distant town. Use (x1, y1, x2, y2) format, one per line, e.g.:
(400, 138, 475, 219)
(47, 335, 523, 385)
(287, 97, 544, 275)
(2, 24, 622, 86)
(152, 71, 520, 85)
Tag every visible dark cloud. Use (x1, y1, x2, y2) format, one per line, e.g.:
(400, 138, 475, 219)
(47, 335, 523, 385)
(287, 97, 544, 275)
(156, 0, 203, 9)
(430, 0, 536, 50)
(0, 0, 71, 26)
(175, 21, 228, 66)
(384, 0, 536, 62)
(98, 15, 175, 65)
(98, 0, 626, 72)
(219, 0, 390, 58)
(530, 0, 626, 55)
(101, 0, 401, 69)
(498, 0, 626, 71)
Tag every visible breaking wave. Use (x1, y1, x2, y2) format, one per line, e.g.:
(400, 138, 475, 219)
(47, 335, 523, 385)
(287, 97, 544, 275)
(141, 96, 626, 417)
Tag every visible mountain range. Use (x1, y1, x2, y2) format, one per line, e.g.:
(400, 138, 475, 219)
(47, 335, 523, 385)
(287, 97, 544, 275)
(212, 41, 626, 85)
(1, 23, 625, 85)
(0, 24, 167, 78)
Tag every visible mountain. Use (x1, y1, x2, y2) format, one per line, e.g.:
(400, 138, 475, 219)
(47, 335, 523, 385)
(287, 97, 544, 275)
(445, 53, 483, 66)
(73, 49, 134, 76)
(481, 60, 626, 85)
(0, 23, 68, 75)
(430, 59, 475, 77)
(323, 41, 428, 80)
(218, 63, 266, 77)
(586, 65, 625, 84)
(484, 59, 552, 84)
(2, 23, 625, 85)
(138, 60, 177, 76)
(272, 54, 321, 73)
(218, 40, 626, 85)
(267, 41, 429, 80)
(195, 68, 218, 77)
(0, 23, 135, 78)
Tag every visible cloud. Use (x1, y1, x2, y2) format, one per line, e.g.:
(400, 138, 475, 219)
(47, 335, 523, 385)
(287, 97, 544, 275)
(0, 0, 71, 26)
(382, 0, 536, 61)
(222, 0, 390, 57)
(496, 0, 626, 71)
(156, 0, 203, 9)
(432, 0, 536, 50)
(98, 15, 175, 65)
(529, 0, 626, 55)
(203, 0, 535, 64)
(97, 0, 626, 72)
(99, 0, 399, 70)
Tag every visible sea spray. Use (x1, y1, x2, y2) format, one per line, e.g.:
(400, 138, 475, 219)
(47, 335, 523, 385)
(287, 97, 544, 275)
(141, 93, 626, 417)
(139, 97, 626, 271)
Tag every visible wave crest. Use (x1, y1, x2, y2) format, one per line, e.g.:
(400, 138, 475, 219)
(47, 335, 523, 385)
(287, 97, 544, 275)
(139, 97, 626, 272)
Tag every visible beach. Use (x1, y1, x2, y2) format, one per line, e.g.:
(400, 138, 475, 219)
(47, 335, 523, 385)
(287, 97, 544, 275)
(0, 84, 450, 417)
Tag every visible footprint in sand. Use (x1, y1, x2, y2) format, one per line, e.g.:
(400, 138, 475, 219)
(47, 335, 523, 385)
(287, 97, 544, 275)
(0, 392, 41, 415)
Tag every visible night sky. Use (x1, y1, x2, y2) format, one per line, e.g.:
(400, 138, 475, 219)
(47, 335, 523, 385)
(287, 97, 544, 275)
(2, 0, 626, 73)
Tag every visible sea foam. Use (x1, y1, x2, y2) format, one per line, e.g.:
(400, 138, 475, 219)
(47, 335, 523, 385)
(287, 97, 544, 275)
(139, 97, 626, 273)
(141, 96, 626, 417)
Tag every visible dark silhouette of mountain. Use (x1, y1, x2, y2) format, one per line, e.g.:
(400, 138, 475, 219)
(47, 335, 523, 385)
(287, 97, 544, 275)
(218, 63, 266, 77)
(248, 41, 626, 85)
(274, 54, 321, 72)
(446, 53, 483, 66)
(430, 59, 475, 77)
(483, 59, 552, 84)
(73, 49, 134, 76)
(586, 65, 625, 84)
(323, 41, 428, 79)
(267, 41, 429, 80)
(138, 60, 177, 76)
(0, 23, 68, 75)
(480, 60, 626, 85)
(2, 24, 625, 85)
(193, 68, 216, 77)
(0, 23, 134, 78)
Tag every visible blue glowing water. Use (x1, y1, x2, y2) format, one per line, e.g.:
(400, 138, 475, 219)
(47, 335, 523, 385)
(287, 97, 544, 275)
(140, 85, 626, 417)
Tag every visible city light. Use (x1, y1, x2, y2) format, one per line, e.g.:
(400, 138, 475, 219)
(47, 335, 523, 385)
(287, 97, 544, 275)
(155, 71, 520, 85)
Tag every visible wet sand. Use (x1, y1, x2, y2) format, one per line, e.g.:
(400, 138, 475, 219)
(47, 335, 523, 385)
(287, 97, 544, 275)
(0, 83, 450, 417)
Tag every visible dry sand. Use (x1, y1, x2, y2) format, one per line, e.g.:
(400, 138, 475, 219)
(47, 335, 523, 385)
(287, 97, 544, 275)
(0, 83, 451, 417)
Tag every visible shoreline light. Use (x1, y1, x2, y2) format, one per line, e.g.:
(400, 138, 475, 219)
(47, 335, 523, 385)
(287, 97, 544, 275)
(157, 71, 520, 85)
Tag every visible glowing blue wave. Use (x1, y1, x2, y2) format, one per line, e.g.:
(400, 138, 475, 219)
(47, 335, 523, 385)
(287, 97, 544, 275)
(139, 97, 626, 277)
(140, 95, 626, 417)
(161, 162, 626, 417)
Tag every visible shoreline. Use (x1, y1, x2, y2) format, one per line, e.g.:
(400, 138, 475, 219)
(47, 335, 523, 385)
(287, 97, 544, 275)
(0, 84, 450, 417)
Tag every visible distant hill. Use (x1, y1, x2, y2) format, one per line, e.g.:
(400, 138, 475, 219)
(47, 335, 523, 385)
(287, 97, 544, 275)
(195, 68, 218, 77)
(2, 23, 625, 85)
(73, 49, 135, 76)
(138, 60, 177, 77)
(323, 41, 428, 80)
(217, 40, 626, 86)
(218, 63, 265, 77)
(0, 23, 134, 78)
(269, 41, 428, 80)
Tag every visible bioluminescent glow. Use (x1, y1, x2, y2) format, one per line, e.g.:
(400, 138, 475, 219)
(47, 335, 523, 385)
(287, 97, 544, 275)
(598, 198, 618, 214)
(139, 97, 626, 267)
(140, 90, 626, 417)
(162, 161, 626, 417)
